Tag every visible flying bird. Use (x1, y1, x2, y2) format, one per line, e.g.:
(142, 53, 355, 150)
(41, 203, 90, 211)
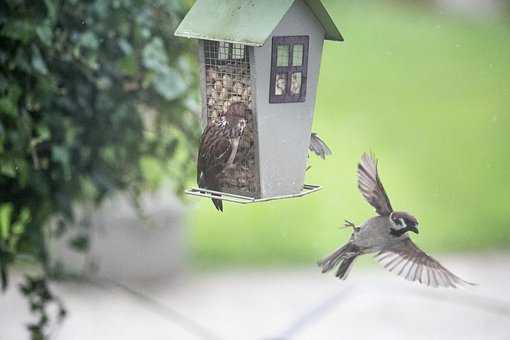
(318, 153, 474, 288)
(309, 133, 332, 160)
(197, 103, 247, 212)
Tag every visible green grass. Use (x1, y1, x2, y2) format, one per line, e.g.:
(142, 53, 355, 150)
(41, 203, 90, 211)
(187, 1, 510, 269)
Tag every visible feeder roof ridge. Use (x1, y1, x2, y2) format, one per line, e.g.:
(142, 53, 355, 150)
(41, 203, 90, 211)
(174, 0, 343, 46)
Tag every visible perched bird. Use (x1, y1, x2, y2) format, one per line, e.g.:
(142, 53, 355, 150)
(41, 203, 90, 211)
(309, 133, 332, 160)
(197, 103, 247, 212)
(318, 153, 474, 288)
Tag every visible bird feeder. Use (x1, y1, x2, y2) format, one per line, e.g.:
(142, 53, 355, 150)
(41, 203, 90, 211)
(175, 0, 343, 204)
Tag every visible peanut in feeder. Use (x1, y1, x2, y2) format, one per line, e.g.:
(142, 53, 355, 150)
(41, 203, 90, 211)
(175, 0, 343, 207)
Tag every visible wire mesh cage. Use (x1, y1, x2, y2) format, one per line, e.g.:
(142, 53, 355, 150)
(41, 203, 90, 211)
(202, 41, 259, 197)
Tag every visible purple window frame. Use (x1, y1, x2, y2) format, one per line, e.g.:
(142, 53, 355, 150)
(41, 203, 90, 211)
(269, 36, 309, 104)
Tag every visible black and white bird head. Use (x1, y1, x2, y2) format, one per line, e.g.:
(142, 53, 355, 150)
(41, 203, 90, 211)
(390, 211, 419, 235)
(357, 153, 420, 237)
(220, 102, 248, 139)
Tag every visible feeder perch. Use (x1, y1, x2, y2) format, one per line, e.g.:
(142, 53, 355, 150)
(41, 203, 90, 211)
(175, 0, 343, 203)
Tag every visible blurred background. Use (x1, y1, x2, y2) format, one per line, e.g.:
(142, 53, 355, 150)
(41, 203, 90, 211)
(1, 0, 510, 339)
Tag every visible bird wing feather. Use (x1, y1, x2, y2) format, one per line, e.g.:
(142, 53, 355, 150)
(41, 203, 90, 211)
(375, 238, 474, 288)
(357, 153, 393, 216)
(309, 133, 332, 160)
(197, 122, 232, 188)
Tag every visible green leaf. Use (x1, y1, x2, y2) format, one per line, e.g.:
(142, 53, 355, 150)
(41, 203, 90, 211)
(43, 0, 57, 23)
(142, 38, 168, 72)
(118, 55, 139, 76)
(153, 68, 187, 101)
(32, 46, 49, 75)
(0, 161, 17, 178)
(79, 31, 99, 50)
(0, 203, 13, 240)
(51, 145, 71, 178)
(36, 24, 53, 47)
(12, 223, 24, 235)
(96, 77, 112, 90)
(118, 38, 133, 55)
(35, 125, 51, 142)
(0, 20, 36, 43)
(51, 146, 70, 166)
(17, 208, 31, 228)
(0, 84, 21, 117)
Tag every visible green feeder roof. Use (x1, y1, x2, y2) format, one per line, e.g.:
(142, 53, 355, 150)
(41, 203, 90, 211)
(174, 0, 343, 47)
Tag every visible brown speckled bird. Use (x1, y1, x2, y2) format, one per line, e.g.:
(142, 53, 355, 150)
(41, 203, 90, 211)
(197, 103, 247, 212)
(318, 153, 475, 288)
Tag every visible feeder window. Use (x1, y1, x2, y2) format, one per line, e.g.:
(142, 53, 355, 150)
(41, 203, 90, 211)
(275, 73, 287, 96)
(218, 42, 229, 60)
(270, 36, 309, 103)
(232, 44, 245, 59)
(277, 45, 290, 67)
(215, 42, 247, 61)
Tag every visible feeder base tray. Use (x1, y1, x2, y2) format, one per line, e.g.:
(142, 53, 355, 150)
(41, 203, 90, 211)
(185, 184, 321, 204)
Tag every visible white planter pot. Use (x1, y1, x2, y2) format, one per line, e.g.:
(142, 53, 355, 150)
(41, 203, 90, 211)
(48, 190, 187, 282)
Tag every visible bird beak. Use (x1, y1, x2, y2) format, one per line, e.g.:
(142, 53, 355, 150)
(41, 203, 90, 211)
(410, 226, 419, 234)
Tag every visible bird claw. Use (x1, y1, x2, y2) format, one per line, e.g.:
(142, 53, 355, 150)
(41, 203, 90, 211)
(344, 220, 356, 228)
(341, 220, 360, 232)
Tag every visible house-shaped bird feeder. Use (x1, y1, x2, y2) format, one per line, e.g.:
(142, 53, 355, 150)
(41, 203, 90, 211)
(176, 0, 343, 204)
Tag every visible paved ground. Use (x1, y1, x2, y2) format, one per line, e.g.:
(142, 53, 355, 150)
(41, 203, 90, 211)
(2, 253, 510, 340)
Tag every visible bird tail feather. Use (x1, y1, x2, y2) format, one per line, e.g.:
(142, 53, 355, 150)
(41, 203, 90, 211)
(335, 256, 357, 280)
(212, 198, 223, 212)
(318, 243, 360, 280)
(198, 174, 224, 212)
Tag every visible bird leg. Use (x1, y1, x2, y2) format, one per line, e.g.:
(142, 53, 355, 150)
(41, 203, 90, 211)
(342, 220, 360, 232)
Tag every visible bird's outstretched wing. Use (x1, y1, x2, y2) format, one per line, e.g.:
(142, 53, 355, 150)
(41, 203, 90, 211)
(375, 238, 475, 288)
(357, 153, 393, 216)
(309, 133, 332, 160)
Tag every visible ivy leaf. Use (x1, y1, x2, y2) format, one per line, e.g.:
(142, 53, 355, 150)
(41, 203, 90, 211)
(0, 83, 22, 117)
(142, 37, 168, 72)
(0, 203, 13, 240)
(154, 68, 187, 101)
(79, 31, 99, 50)
(43, 0, 57, 23)
(0, 20, 36, 43)
(118, 55, 138, 76)
(32, 46, 49, 75)
(36, 24, 53, 47)
(12, 208, 30, 235)
(51, 146, 71, 179)
(0, 161, 17, 178)
(51, 146, 70, 166)
(118, 38, 133, 55)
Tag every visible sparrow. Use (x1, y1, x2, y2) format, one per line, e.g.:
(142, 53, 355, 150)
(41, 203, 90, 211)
(318, 153, 474, 288)
(197, 103, 247, 212)
(309, 133, 332, 160)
